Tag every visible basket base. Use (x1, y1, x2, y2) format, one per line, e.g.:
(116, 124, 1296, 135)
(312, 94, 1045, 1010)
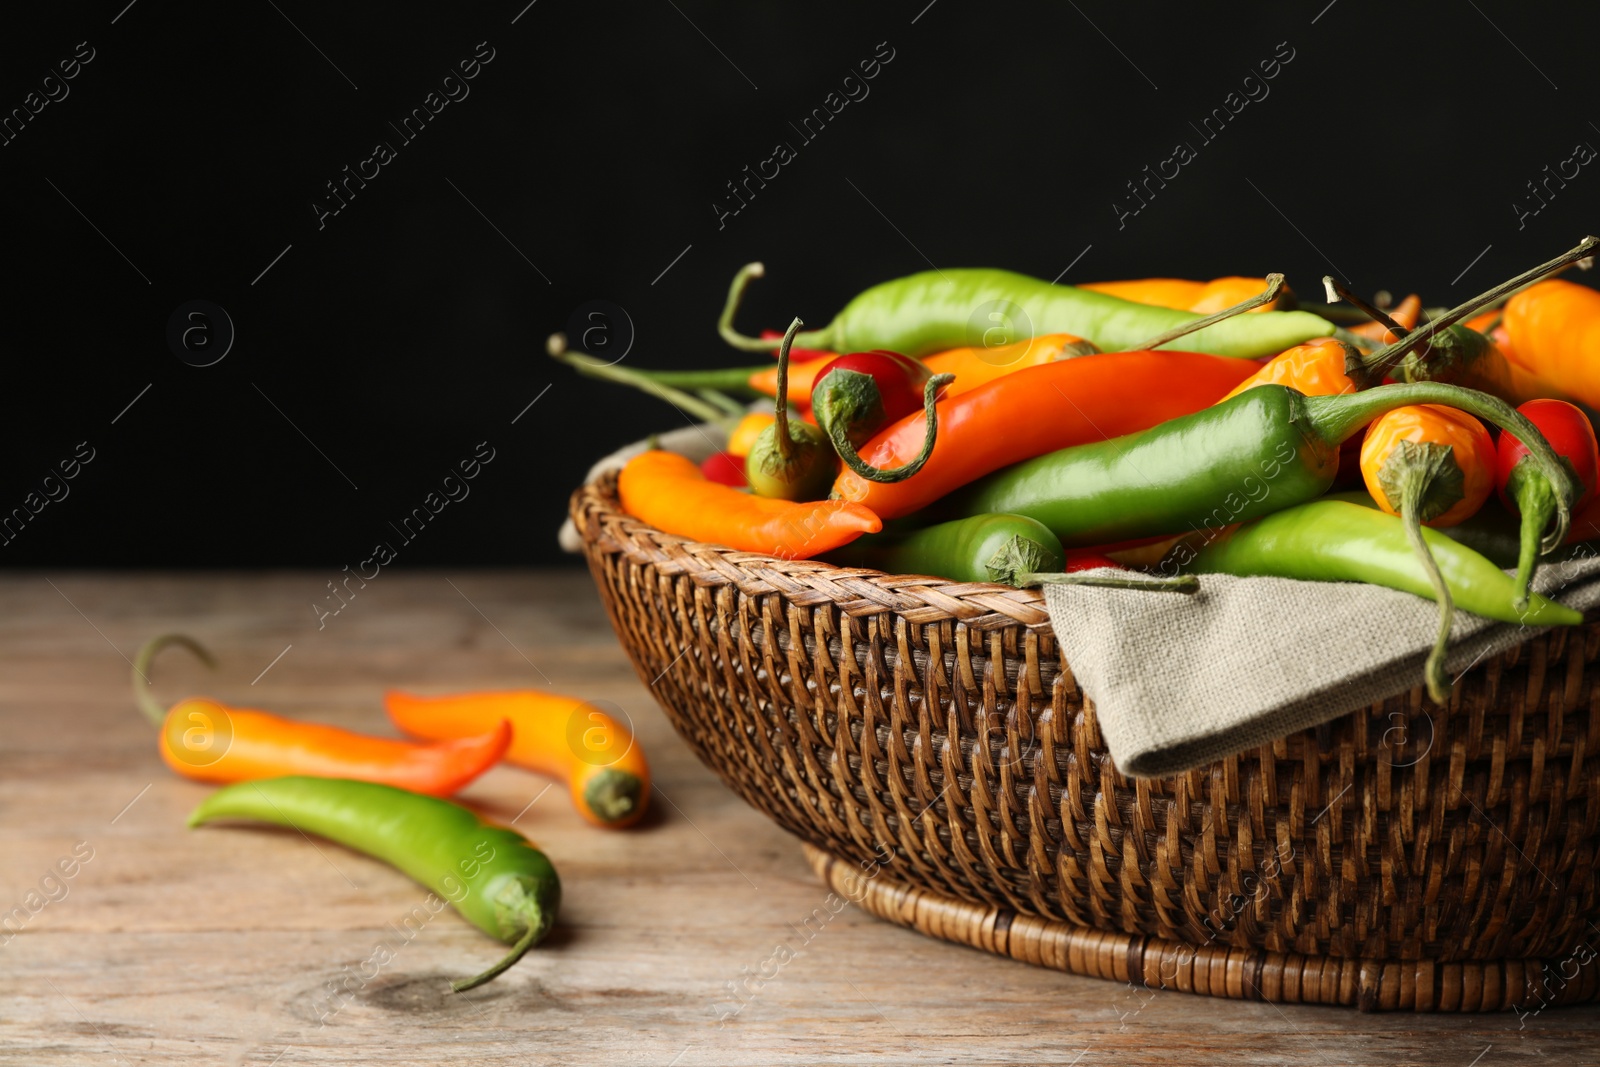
(804, 845, 1599, 1014)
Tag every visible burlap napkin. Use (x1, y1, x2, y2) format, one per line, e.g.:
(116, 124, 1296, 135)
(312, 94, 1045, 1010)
(565, 427, 1600, 780)
(1045, 557, 1600, 778)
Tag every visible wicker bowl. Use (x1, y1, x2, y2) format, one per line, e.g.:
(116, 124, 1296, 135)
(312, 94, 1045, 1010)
(572, 472, 1600, 1012)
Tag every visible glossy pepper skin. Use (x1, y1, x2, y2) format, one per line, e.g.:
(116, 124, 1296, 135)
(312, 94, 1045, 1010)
(1361, 406, 1495, 529)
(1175, 499, 1581, 628)
(1502, 277, 1600, 408)
(189, 777, 560, 992)
(718, 263, 1334, 360)
(618, 450, 880, 558)
(831, 349, 1258, 521)
(134, 635, 511, 797)
(1219, 337, 1372, 402)
(386, 689, 651, 829)
(950, 382, 1576, 552)
(825, 512, 1064, 586)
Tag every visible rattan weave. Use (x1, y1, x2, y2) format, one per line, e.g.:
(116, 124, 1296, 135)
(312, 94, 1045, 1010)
(572, 472, 1600, 1012)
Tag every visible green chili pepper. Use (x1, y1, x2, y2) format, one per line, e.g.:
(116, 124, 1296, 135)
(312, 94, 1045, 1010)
(1169, 497, 1581, 628)
(189, 776, 560, 993)
(826, 513, 1064, 585)
(717, 263, 1335, 360)
(949, 382, 1576, 579)
(1328, 490, 1523, 569)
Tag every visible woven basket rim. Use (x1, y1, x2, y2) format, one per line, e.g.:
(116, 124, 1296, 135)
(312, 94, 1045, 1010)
(571, 472, 1057, 631)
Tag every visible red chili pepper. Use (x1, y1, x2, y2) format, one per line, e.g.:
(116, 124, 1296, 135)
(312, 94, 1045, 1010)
(699, 451, 746, 487)
(1497, 399, 1600, 595)
(1063, 552, 1125, 572)
(760, 328, 833, 363)
(810, 350, 952, 485)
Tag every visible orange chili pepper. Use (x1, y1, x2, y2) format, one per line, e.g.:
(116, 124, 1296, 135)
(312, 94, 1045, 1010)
(1219, 338, 1367, 402)
(1359, 406, 1495, 702)
(830, 350, 1257, 521)
(1348, 293, 1422, 344)
(133, 635, 511, 796)
(1082, 276, 1280, 314)
(387, 689, 651, 828)
(726, 413, 774, 456)
(1502, 278, 1600, 407)
(619, 450, 879, 557)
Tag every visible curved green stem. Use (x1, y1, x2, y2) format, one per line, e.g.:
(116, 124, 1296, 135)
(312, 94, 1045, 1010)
(1305, 382, 1574, 552)
(132, 634, 214, 727)
(1132, 274, 1284, 351)
(551, 350, 732, 424)
(827, 373, 953, 483)
(548, 333, 766, 396)
(771, 318, 803, 466)
(1398, 475, 1455, 705)
(1362, 235, 1598, 378)
(718, 262, 835, 354)
(451, 916, 542, 993)
(1510, 464, 1561, 613)
(1018, 571, 1200, 594)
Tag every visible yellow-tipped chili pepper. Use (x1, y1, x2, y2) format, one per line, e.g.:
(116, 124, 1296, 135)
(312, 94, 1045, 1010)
(387, 689, 651, 829)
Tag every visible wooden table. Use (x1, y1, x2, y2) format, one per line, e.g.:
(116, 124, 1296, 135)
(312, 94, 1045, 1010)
(5, 571, 1598, 1065)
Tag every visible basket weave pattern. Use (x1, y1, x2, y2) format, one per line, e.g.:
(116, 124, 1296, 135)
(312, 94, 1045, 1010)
(573, 474, 1600, 1011)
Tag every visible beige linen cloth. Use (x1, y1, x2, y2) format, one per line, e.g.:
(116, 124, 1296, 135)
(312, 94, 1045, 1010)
(564, 428, 1600, 779)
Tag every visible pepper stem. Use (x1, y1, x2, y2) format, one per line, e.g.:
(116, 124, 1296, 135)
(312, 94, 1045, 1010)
(132, 633, 214, 727)
(1362, 235, 1598, 377)
(771, 318, 803, 466)
(1018, 570, 1200, 594)
(1396, 474, 1456, 705)
(1323, 276, 1408, 339)
(718, 263, 834, 353)
(827, 373, 954, 483)
(1131, 274, 1284, 351)
(451, 914, 542, 993)
(550, 349, 732, 424)
(1509, 463, 1562, 613)
(1304, 382, 1573, 553)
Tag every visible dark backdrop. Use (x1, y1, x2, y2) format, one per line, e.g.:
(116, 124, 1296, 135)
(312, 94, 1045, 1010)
(3, 0, 1597, 567)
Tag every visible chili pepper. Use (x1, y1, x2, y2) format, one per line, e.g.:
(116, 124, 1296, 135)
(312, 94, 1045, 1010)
(1348, 294, 1422, 344)
(1173, 497, 1580, 634)
(825, 513, 1064, 585)
(949, 381, 1575, 557)
(745, 319, 837, 500)
(1066, 276, 1287, 315)
(1496, 398, 1600, 604)
(831, 349, 1259, 520)
(189, 776, 560, 992)
(699, 451, 745, 487)
(386, 689, 651, 829)
(132, 635, 510, 796)
(808, 350, 952, 484)
(618, 450, 879, 558)
(746, 332, 1097, 402)
(1219, 337, 1372, 402)
(1358, 405, 1496, 699)
(1065, 552, 1126, 572)
(1372, 238, 1598, 400)
(726, 413, 774, 456)
(1502, 277, 1600, 408)
(717, 262, 1335, 360)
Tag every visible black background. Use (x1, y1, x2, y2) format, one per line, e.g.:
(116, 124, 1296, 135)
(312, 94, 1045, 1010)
(3, 0, 1597, 568)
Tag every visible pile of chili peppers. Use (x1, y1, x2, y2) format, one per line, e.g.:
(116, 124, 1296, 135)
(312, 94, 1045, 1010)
(554, 235, 1600, 704)
(134, 634, 652, 991)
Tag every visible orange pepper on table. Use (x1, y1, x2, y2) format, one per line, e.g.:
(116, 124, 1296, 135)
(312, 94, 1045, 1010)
(387, 689, 651, 828)
(830, 350, 1258, 521)
(618, 450, 880, 557)
(134, 635, 511, 796)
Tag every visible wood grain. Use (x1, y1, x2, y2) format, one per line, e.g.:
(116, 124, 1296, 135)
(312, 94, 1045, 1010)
(2, 571, 1597, 1065)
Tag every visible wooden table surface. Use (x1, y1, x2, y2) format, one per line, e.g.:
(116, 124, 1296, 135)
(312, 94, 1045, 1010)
(5, 570, 1599, 1066)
